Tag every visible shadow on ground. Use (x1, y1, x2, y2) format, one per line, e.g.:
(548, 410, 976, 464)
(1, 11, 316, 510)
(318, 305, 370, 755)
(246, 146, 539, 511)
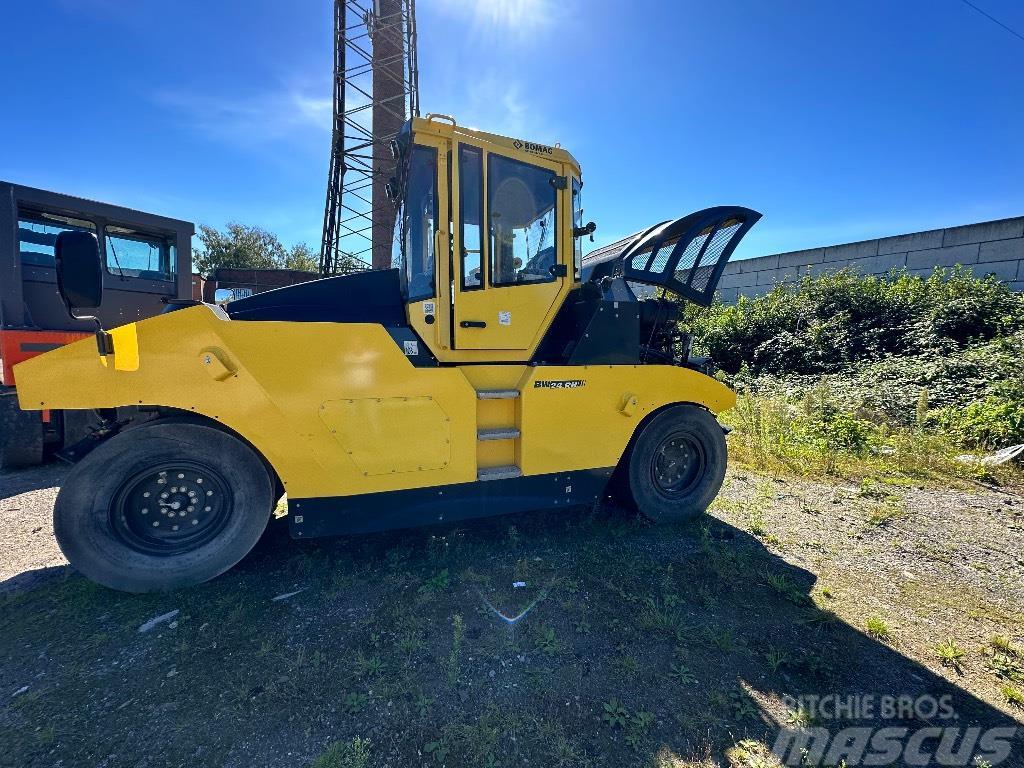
(1, 491, 1020, 767)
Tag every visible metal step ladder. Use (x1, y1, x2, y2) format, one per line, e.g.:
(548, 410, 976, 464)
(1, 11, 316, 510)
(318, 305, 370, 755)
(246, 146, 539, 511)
(475, 389, 522, 481)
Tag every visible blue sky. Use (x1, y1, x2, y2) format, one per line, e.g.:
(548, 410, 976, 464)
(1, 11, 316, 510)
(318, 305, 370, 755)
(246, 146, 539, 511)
(1, 0, 1022, 261)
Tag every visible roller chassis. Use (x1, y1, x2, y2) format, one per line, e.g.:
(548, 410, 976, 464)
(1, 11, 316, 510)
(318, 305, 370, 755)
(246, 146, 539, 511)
(14, 116, 759, 591)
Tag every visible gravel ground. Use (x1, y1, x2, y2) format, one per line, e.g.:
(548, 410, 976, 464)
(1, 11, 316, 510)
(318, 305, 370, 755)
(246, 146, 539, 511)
(0, 464, 67, 592)
(0, 462, 1021, 767)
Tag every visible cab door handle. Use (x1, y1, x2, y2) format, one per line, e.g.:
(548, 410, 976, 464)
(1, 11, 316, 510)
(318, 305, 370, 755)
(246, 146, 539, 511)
(460, 320, 487, 328)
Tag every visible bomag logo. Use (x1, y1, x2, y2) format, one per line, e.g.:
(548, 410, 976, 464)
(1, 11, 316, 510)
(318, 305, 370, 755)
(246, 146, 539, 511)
(534, 379, 585, 389)
(513, 139, 554, 155)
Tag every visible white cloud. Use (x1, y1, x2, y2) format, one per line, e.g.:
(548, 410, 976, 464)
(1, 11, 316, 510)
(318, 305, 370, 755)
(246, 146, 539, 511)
(155, 83, 332, 149)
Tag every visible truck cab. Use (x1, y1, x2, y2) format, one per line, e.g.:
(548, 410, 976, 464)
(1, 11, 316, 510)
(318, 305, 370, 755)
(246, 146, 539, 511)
(392, 116, 584, 362)
(0, 181, 194, 465)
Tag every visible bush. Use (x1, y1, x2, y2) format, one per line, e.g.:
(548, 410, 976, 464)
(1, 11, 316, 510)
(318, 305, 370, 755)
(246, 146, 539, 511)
(938, 383, 1024, 450)
(686, 267, 1024, 377)
(684, 267, 1024, 453)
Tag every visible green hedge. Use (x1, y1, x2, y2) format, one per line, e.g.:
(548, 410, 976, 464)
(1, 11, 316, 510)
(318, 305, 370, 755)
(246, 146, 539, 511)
(685, 267, 1024, 449)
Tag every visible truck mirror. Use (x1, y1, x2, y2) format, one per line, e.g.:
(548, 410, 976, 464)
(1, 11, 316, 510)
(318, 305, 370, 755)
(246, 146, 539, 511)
(55, 231, 103, 312)
(214, 288, 234, 304)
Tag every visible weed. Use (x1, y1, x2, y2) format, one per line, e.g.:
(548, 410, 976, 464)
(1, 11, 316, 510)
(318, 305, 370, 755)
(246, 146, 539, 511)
(761, 568, 808, 605)
(728, 689, 758, 721)
(726, 739, 782, 768)
(398, 630, 425, 659)
(866, 498, 904, 527)
(668, 662, 696, 684)
(864, 615, 891, 641)
(535, 625, 560, 657)
(706, 627, 735, 653)
(312, 737, 372, 768)
(601, 698, 629, 728)
(342, 692, 368, 714)
(414, 692, 434, 718)
(985, 652, 1024, 682)
(764, 646, 791, 673)
(934, 638, 967, 670)
(573, 619, 591, 635)
(354, 652, 384, 678)
(625, 710, 654, 751)
(423, 739, 450, 764)
(640, 596, 687, 635)
(447, 614, 464, 687)
(748, 508, 768, 537)
(1001, 684, 1024, 708)
(419, 569, 450, 595)
(785, 705, 817, 728)
(990, 635, 1021, 657)
(614, 653, 641, 677)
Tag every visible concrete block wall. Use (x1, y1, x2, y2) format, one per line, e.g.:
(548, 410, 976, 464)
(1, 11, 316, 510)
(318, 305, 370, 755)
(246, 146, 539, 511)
(717, 215, 1024, 304)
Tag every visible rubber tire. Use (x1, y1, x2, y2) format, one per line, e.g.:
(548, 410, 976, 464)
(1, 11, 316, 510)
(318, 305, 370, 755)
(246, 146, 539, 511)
(54, 422, 273, 593)
(625, 404, 727, 523)
(0, 394, 45, 468)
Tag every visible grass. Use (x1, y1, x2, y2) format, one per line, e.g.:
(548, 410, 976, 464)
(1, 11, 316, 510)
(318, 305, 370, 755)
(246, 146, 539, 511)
(724, 393, 1023, 485)
(864, 615, 891, 641)
(1002, 684, 1024, 709)
(934, 638, 967, 670)
(311, 737, 372, 768)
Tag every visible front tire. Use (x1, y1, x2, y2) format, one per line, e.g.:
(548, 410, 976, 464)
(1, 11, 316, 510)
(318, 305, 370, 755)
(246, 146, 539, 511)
(625, 404, 727, 523)
(54, 421, 273, 593)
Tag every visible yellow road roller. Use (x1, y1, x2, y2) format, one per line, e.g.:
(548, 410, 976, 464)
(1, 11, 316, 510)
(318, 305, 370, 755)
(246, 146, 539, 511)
(15, 115, 760, 592)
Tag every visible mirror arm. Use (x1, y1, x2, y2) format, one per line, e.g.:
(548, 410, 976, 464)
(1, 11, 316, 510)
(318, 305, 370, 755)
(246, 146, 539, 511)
(70, 312, 114, 356)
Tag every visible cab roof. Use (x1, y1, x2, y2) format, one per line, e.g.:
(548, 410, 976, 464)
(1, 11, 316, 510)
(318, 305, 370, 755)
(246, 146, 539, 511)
(410, 115, 582, 178)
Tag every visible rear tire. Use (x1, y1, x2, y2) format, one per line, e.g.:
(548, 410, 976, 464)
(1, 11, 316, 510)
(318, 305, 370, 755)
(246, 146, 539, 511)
(54, 421, 273, 592)
(0, 393, 45, 468)
(625, 404, 727, 523)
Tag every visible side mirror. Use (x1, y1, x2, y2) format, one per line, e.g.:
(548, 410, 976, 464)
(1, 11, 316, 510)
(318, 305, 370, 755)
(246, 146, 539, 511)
(54, 231, 114, 355)
(213, 288, 234, 305)
(55, 231, 103, 311)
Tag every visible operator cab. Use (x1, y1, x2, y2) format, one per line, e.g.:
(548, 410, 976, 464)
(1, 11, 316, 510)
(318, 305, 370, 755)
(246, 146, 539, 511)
(389, 116, 586, 363)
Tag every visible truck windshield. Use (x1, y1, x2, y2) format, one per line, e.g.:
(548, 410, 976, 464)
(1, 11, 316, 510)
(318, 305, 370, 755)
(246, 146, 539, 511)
(391, 144, 438, 302)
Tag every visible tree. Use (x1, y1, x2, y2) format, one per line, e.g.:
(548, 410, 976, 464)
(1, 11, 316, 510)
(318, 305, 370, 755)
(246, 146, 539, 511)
(194, 223, 285, 275)
(280, 242, 319, 273)
(194, 222, 351, 276)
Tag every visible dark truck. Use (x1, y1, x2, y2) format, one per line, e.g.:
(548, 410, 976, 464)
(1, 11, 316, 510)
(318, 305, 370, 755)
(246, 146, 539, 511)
(0, 181, 194, 466)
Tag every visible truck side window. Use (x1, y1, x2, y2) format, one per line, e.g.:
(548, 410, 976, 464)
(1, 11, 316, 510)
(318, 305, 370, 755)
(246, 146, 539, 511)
(105, 226, 176, 281)
(17, 210, 96, 267)
(459, 145, 483, 289)
(488, 155, 557, 287)
(403, 145, 438, 302)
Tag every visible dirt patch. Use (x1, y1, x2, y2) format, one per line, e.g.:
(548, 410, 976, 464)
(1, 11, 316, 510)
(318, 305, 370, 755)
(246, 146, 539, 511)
(0, 465, 1021, 767)
(0, 464, 67, 592)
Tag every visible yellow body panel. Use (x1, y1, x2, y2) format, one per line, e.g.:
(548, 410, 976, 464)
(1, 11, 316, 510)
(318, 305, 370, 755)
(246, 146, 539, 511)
(14, 306, 735, 499)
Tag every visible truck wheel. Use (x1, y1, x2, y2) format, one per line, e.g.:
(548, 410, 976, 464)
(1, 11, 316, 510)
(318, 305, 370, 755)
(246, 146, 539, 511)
(625, 404, 727, 523)
(0, 393, 45, 468)
(54, 421, 273, 593)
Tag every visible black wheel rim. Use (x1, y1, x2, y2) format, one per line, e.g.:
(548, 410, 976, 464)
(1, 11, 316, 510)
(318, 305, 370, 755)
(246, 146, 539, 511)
(110, 461, 232, 556)
(651, 431, 705, 498)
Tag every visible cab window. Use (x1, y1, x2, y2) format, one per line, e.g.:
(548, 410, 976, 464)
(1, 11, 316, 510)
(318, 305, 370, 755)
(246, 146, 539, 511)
(400, 145, 438, 301)
(105, 225, 176, 281)
(488, 154, 557, 286)
(17, 210, 96, 267)
(459, 145, 484, 289)
(572, 178, 583, 281)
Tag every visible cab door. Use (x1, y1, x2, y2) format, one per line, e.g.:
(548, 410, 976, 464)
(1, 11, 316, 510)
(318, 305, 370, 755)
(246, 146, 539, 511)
(452, 145, 568, 351)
